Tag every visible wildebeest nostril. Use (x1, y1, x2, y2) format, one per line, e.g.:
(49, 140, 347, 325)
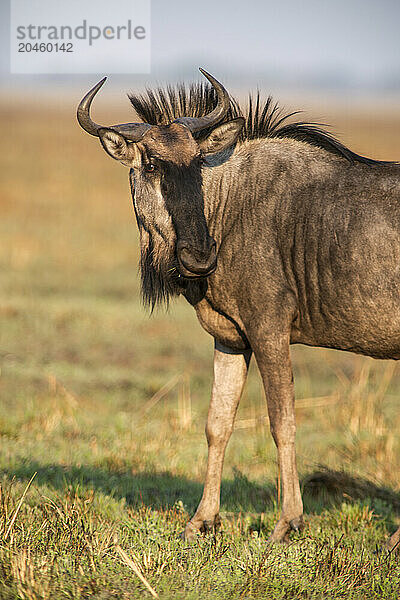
(177, 240, 217, 276)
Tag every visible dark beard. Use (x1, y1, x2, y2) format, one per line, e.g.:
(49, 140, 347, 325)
(140, 236, 182, 311)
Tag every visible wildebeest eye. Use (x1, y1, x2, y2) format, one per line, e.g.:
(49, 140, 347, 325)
(145, 162, 156, 173)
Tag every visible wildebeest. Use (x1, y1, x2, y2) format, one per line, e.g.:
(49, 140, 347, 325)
(77, 68, 400, 550)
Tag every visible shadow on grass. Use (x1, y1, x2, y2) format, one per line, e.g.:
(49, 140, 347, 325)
(302, 467, 400, 516)
(2, 462, 400, 520)
(0, 462, 274, 514)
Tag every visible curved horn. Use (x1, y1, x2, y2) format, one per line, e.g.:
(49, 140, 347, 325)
(77, 77, 151, 142)
(174, 68, 230, 132)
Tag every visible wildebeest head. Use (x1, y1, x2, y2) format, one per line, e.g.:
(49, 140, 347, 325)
(77, 69, 244, 308)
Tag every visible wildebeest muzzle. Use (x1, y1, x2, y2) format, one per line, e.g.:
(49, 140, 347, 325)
(176, 238, 217, 278)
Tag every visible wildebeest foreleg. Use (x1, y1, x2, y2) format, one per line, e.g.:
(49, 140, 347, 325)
(182, 342, 251, 541)
(386, 526, 400, 552)
(253, 334, 304, 543)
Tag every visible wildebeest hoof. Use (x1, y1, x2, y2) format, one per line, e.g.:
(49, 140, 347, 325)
(267, 519, 291, 544)
(385, 530, 400, 553)
(200, 514, 221, 534)
(268, 515, 304, 544)
(181, 515, 221, 541)
(289, 516, 304, 533)
(200, 520, 214, 534)
(180, 523, 200, 542)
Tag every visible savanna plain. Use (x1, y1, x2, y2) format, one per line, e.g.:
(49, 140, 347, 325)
(1, 93, 400, 599)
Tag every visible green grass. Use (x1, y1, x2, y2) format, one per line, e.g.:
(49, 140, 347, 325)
(0, 100, 400, 598)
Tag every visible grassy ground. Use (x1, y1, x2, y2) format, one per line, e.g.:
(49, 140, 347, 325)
(0, 95, 400, 598)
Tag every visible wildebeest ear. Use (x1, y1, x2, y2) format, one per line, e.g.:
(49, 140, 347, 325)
(98, 128, 135, 166)
(198, 117, 245, 155)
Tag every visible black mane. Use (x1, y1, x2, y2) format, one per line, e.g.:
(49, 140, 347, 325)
(129, 83, 395, 166)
